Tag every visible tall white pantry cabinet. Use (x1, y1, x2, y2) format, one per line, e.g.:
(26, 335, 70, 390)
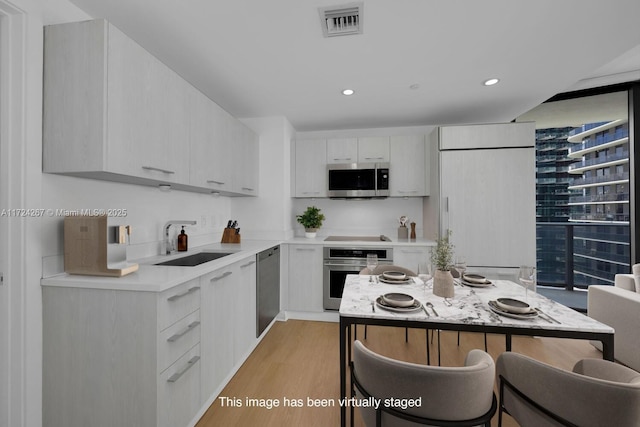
(427, 122, 536, 278)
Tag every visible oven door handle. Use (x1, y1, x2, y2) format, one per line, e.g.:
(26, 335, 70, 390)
(323, 262, 366, 267)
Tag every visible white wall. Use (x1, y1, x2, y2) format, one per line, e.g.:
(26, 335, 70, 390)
(40, 175, 233, 276)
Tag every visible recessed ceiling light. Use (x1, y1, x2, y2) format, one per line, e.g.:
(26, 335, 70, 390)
(342, 89, 355, 96)
(483, 78, 500, 86)
(409, 84, 420, 90)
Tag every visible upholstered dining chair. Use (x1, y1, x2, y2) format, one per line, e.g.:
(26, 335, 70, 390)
(496, 352, 640, 427)
(351, 340, 497, 427)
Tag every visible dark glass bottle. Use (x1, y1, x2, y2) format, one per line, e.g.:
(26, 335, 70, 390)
(177, 226, 188, 251)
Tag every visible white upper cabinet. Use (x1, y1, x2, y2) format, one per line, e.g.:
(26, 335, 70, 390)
(326, 138, 358, 164)
(44, 20, 189, 184)
(389, 135, 429, 197)
(358, 136, 390, 163)
(189, 87, 231, 192)
(294, 139, 327, 197)
(231, 122, 259, 196)
(43, 19, 257, 196)
(294, 134, 429, 198)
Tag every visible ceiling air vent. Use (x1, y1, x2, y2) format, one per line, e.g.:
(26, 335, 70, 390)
(319, 3, 363, 38)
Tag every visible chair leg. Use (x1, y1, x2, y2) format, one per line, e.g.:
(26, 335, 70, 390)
(405, 327, 409, 342)
(364, 324, 367, 339)
(457, 331, 460, 346)
(437, 330, 441, 366)
(425, 330, 431, 365)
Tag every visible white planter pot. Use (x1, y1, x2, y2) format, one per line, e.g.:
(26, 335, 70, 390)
(304, 228, 318, 239)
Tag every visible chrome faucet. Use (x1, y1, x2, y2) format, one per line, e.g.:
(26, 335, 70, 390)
(163, 220, 197, 255)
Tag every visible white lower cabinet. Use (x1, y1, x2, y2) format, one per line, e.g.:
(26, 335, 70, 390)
(287, 244, 324, 312)
(393, 245, 432, 273)
(42, 278, 201, 427)
(158, 344, 201, 427)
(200, 255, 258, 403)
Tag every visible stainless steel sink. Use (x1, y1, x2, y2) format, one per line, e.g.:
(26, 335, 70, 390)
(154, 252, 233, 266)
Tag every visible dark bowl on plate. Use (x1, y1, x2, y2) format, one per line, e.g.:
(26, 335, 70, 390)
(382, 293, 415, 307)
(462, 273, 488, 284)
(496, 297, 531, 314)
(382, 271, 407, 281)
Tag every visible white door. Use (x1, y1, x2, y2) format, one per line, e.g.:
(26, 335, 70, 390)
(0, 13, 10, 427)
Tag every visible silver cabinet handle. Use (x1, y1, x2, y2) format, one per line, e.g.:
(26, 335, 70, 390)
(167, 355, 200, 383)
(206, 180, 225, 185)
(364, 157, 385, 160)
(301, 191, 320, 195)
(167, 321, 200, 342)
(296, 247, 316, 251)
(240, 260, 256, 268)
(332, 157, 352, 161)
(142, 165, 175, 174)
(210, 271, 233, 282)
(398, 190, 419, 194)
(167, 286, 200, 302)
(242, 187, 255, 191)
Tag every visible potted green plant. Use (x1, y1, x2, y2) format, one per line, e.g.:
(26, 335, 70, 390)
(431, 229, 455, 298)
(296, 206, 325, 238)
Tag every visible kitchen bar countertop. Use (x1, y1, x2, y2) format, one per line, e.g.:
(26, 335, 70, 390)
(40, 237, 435, 293)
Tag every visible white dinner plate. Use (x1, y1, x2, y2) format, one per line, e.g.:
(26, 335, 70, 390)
(488, 300, 538, 320)
(376, 296, 422, 313)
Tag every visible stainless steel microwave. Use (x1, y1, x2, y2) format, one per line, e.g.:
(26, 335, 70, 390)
(327, 162, 390, 198)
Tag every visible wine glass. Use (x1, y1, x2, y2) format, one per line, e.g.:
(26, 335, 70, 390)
(366, 254, 378, 282)
(518, 266, 536, 302)
(418, 262, 433, 290)
(455, 255, 467, 282)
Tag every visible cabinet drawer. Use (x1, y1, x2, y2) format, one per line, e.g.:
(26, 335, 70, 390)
(158, 344, 201, 427)
(158, 310, 201, 373)
(158, 278, 201, 331)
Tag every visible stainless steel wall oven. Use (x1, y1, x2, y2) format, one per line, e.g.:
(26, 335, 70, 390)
(323, 247, 393, 310)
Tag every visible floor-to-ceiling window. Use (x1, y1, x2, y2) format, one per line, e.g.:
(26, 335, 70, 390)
(517, 84, 638, 310)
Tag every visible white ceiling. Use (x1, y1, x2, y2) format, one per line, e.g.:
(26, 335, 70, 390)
(66, 0, 640, 132)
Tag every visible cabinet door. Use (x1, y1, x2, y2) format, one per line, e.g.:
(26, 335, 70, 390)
(158, 344, 201, 427)
(236, 124, 259, 195)
(200, 265, 236, 400)
(327, 138, 358, 164)
(106, 23, 190, 183)
(287, 245, 323, 312)
(189, 90, 231, 191)
(295, 139, 327, 197)
(390, 135, 428, 197)
(440, 147, 535, 267)
(358, 136, 390, 162)
(394, 246, 431, 273)
(235, 257, 257, 359)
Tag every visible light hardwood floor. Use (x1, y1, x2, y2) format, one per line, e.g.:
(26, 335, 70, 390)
(196, 319, 602, 427)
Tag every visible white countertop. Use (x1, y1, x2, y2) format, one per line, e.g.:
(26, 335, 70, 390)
(340, 275, 613, 334)
(286, 237, 436, 246)
(40, 240, 281, 292)
(40, 237, 436, 293)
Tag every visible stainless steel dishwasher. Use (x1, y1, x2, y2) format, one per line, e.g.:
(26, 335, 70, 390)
(256, 245, 280, 337)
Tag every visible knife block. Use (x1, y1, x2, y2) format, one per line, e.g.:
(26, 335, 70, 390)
(221, 227, 241, 244)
